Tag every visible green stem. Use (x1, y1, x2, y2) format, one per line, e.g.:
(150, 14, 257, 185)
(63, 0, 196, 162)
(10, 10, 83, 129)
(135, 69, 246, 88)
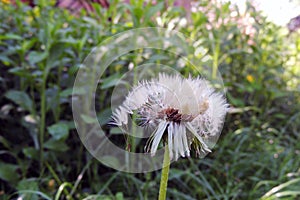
(212, 39, 220, 80)
(45, 162, 71, 198)
(54, 59, 62, 122)
(39, 71, 47, 169)
(158, 148, 170, 200)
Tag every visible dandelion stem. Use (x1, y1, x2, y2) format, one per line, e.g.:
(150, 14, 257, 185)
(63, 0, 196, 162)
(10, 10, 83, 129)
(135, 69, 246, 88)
(158, 147, 170, 200)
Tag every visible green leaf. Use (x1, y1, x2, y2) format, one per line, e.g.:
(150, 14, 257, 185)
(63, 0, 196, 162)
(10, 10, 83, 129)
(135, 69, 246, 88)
(145, 2, 164, 20)
(192, 12, 208, 27)
(21, 39, 37, 52)
(0, 136, 11, 149)
(28, 51, 48, 65)
(81, 114, 98, 124)
(47, 123, 69, 141)
(17, 179, 39, 200)
(82, 16, 99, 27)
(0, 162, 19, 183)
(133, 7, 143, 20)
(0, 55, 13, 64)
(97, 108, 112, 126)
(60, 87, 86, 97)
(44, 139, 69, 152)
(47, 42, 65, 68)
(5, 90, 34, 112)
(116, 192, 124, 200)
(0, 33, 22, 40)
(226, 92, 244, 107)
(45, 87, 60, 112)
(101, 156, 121, 168)
(60, 36, 78, 45)
(9, 67, 33, 78)
(100, 73, 123, 89)
(23, 147, 39, 160)
(147, 54, 169, 62)
(110, 127, 123, 135)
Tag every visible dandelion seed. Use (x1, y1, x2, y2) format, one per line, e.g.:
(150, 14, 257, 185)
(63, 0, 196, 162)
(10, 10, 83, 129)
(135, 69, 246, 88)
(111, 73, 228, 160)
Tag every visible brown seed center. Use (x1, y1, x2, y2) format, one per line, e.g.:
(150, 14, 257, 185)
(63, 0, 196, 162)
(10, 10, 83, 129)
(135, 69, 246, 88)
(165, 108, 181, 123)
(158, 108, 194, 123)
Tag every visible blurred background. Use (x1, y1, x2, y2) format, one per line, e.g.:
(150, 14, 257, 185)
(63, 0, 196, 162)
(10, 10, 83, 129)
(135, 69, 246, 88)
(0, 0, 300, 199)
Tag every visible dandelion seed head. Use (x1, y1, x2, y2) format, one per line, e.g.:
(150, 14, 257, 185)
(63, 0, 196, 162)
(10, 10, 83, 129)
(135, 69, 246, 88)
(111, 73, 228, 160)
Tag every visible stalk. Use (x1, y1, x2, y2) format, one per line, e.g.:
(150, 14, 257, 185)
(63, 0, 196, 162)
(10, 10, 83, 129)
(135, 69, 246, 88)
(39, 71, 47, 169)
(158, 147, 170, 200)
(212, 39, 220, 80)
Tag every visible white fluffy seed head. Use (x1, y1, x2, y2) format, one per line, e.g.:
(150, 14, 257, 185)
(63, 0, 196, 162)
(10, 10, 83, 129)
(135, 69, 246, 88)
(111, 73, 228, 160)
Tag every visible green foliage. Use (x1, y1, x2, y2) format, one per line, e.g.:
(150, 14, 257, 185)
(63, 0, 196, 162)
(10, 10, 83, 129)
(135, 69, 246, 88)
(0, 0, 299, 199)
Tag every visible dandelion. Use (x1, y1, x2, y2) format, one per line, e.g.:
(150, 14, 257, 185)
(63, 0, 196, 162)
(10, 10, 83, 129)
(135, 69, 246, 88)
(246, 75, 254, 83)
(112, 73, 228, 160)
